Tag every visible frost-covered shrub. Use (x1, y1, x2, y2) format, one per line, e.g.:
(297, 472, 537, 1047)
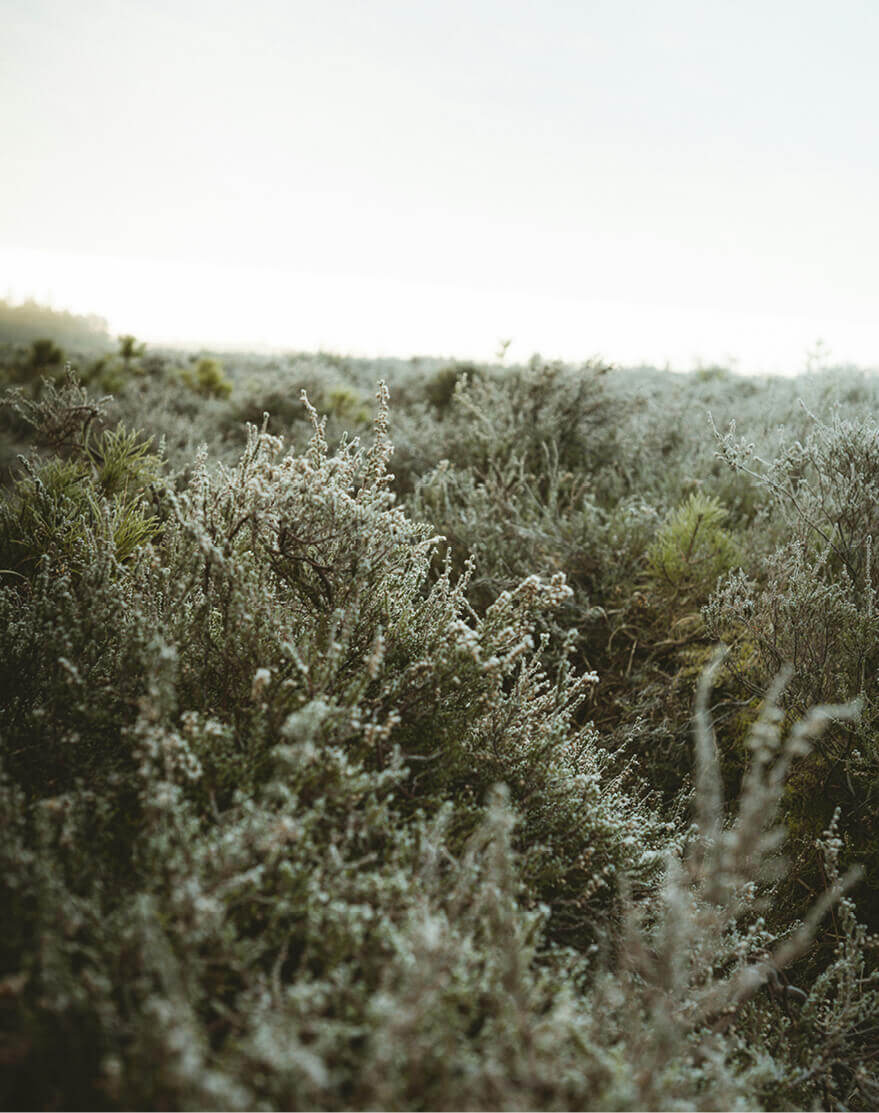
(3, 362, 879, 1111)
(707, 407, 879, 709)
(0, 375, 656, 1105)
(142, 385, 658, 936)
(429, 356, 618, 486)
(707, 407, 879, 923)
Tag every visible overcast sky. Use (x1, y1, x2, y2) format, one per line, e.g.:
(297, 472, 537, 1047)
(3, 0, 879, 371)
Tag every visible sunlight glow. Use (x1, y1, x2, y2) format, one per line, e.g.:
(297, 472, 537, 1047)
(3, 0, 879, 372)
(3, 246, 875, 375)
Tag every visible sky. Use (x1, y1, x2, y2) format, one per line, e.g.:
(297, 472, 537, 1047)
(2, 0, 879, 372)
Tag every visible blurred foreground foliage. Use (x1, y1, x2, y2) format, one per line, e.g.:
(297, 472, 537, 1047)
(2, 338, 879, 1110)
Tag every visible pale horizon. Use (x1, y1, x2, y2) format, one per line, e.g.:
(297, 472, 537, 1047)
(4, 245, 871, 376)
(4, 0, 879, 374)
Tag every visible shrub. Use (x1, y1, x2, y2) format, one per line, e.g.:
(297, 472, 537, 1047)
(0, 374, 162, 580)
(424, 360, 480, 412)
(324, 383, 369, 423)
(117, 334, 145, 371)
(3, 360, 879, 1111)
(30, 337, 65, 371)
(182, 356, 233, 398)
(647, 491, 740, 606)
(707, 407, 879, 925)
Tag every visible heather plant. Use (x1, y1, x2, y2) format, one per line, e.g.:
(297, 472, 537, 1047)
(707, 407, 879, 925)
(3, 360, 879, 1111)
(565, 664, 872, 1112)
(708, 409, 879, 704)
(81, 353, 130, 393)
(145, 386, 659, 932)
(405, 369, 751, 814)
(427, 356, 619, 488)
(4, 632, 872, 1110)
(0, 375, 652, 1104)
(221, 356, 373, 455)
(108, 368, 241, 471)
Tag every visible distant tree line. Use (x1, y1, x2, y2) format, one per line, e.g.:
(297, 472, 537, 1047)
(0, 297, 113, 354)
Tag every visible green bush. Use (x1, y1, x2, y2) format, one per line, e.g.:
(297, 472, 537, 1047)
(30, 337, 65, 371)
(323, 383, 369, 423)
(647, 491, 741, 605)
(182, 355, 233, 398)
(117, 333, 145, 370)
(0, 375, 162, 580)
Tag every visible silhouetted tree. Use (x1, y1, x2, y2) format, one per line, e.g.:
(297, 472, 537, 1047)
(117, 334, 145, 371)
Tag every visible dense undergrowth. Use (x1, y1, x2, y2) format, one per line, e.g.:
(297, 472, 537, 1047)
(2, 331, 879, 1110)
